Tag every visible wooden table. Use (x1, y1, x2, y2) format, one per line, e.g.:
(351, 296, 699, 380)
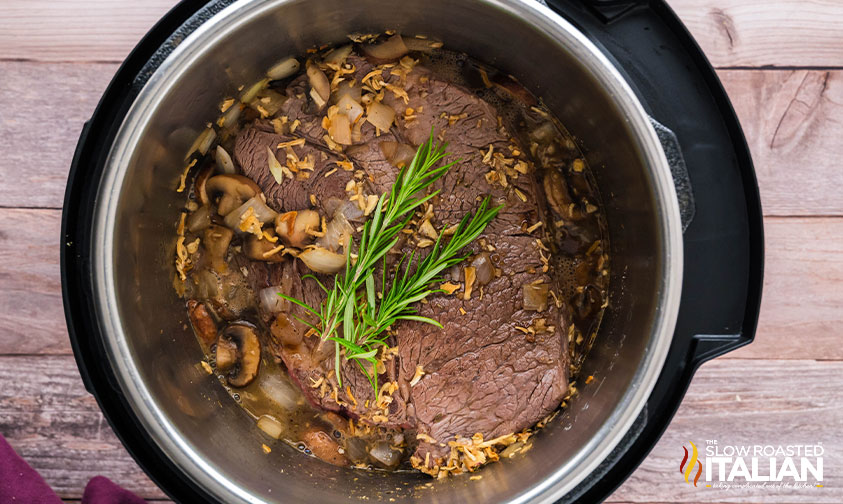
(1, 1, 840, 502)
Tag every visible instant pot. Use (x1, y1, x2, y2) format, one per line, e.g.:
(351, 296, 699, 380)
(61, 0, 764, 502)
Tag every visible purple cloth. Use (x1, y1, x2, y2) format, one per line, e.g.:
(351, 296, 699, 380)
(0, 434, 145, 504)
(82, 476, 146, 504)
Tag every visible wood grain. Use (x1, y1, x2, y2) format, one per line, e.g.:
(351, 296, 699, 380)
(0, 356, 166, 499)
(610, 359, 843, 503)
(0, 1, 176, 63)
(719, 69, 843, 216)
(0, 209, 69, 354)
(1, 209, 840, 360)
(2, 61, 843, 216)
(3, 356, 839, 501)
(0, 61, 116, 209)
(669, 0, 843, 68)
(1, 0, 842, 68)
(731, 216, 843, 360)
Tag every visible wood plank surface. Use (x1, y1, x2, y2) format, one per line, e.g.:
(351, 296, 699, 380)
(3, 61, 843, 216)
(669, 0, 843, 68)
(0, 61, 116, 209)
(2, 356, 839, 502)
(719, 69, 843, 216)
(2, 208, 839, 360)
(1, 0, 842, 68)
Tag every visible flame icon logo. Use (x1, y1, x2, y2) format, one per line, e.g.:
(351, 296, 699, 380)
(679, 441, 702, 486)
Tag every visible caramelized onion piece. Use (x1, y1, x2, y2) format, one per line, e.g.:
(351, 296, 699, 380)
(336, 94, 364, 124)
(361, 34, 409, 62)
(306, 60, 331, 106)
(523, 283, 549, 312)
(366, 102, 395, 131)
(470, 252, 494, 286)
(328, 113, 352, 145)
(275, 210, 320, 248)
(266, 56, 300, 80)
(223, 196, 278, 231)
(257, 415, 284, 439)
(186, 205, 212, 233)
(298, 247, 346, 274)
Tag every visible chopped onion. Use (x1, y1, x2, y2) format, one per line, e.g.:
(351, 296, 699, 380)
(368, 441, 402, 468)
(306, 60, 331, 103)
(361, 34, 409, 61)
(257, 415, 284, 439)
(470, 252, 494, 286)
(266, 146, 285, 184)
(523, 283, 549, 312)
(184, 127, 216, 161)
(259, 286, 288, 314)
(317, 212, 355, 252)
(215, 145, 235, 174)
(390, 143, 416, 168)
(251, 89, 287, 116)
(324, 44, 352, 64)
(328, 113, 352, 145)
(298, 247, 346, 274)
(219, 102, 242, 128)
(259, 372, 301, 410)
(266, 56, 300, 80)
(333, 80, 362, 104)
(240, 78, 269, 103)
(337, 199, 365, 222)
(336, 94, 364, 124)
(366, 102, 395, 131)
(224, 196, 278, 230)
(276, 210, 320, 248)
(186, 205, 212, 233)
(500, 441, 526, 459)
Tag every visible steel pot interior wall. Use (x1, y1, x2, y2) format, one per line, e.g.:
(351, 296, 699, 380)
(93, 0, 680, 502)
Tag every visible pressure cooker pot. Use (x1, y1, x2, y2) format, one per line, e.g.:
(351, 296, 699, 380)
(62, 0, 763, 502)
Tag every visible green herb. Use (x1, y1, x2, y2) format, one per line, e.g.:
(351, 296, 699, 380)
(279, 131, 501, 394)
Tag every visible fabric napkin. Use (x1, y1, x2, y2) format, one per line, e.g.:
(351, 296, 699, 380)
(0, 434, 145, 504)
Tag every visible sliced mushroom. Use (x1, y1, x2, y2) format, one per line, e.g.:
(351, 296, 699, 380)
(187, 300, 218, 347)
(215, 324, 261, 387)
(205, 174, 262, 216)
(203, 225, 234, 273)
(244, 231, 284, 262)
(544, 170, 583, 221)
(194, 164, 214, 205)
(275, 210, 320, 248)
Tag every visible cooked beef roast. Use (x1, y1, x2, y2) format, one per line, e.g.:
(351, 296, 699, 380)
(179, 38, 608, 476)
(232, 62, 569, 468)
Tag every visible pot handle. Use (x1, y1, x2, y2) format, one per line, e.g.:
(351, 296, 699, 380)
(649, 117, 696, 232)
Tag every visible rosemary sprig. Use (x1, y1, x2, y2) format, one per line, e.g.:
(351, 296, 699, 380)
(333, 196, 501, 393)
(279, 131, 501, 393)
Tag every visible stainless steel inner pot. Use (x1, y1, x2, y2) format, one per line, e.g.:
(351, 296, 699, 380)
(91, 0, 683, 502)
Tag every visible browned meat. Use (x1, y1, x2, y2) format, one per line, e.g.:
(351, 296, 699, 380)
(232, 63, 569, 470)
